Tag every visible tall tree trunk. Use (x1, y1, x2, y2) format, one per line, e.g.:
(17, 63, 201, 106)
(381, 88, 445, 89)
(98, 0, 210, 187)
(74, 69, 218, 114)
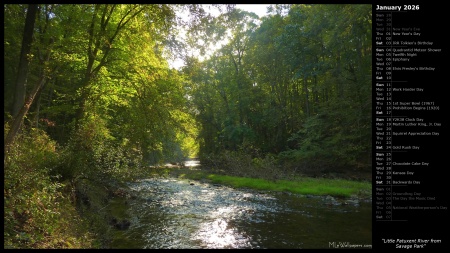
(12, 4, 38, 117)
(5, 40, 54, 161)
(5, 75, 47, 159)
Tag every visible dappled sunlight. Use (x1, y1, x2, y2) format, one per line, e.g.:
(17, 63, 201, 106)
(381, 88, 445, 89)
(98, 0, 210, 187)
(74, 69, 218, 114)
(4, 3, 374, 249)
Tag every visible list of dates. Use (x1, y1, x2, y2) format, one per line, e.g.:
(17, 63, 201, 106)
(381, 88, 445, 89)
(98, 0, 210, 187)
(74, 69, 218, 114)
(373, 3, 447, 249)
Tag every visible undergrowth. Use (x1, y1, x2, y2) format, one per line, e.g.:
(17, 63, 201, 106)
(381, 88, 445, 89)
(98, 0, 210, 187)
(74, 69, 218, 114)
(4, 125, 96, 249)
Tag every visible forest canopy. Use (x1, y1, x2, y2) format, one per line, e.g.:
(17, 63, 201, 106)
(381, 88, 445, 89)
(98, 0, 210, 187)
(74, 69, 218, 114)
(4, 4, 371, 248)
(4, 3, 371, 175)
(183, 4, 372, 176)
(4, 3, 372, 176)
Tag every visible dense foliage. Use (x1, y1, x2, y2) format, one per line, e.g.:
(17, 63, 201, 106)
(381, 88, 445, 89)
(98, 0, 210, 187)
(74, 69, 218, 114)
(4, 125, 96, 248)
(185, 5, 372, 175)
(4, 4, 371, 248)
(4, 4, 200, 248)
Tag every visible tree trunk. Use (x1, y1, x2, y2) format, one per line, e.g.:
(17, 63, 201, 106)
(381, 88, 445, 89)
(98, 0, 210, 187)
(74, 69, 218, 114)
(12, 4, 38, 117)
(5, 75, 47, 159)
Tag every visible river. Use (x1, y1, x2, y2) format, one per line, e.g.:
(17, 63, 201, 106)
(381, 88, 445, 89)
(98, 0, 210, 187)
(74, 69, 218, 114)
(106, 175, 371, 249)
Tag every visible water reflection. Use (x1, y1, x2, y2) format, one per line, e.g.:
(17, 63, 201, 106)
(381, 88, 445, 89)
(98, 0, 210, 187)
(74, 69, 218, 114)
(192, 206, 252, 248)
(193, 217, 251, 248)
(163, 159, 200, 168)
(184, 160, 201, 167)
(110, 178, 371, 249)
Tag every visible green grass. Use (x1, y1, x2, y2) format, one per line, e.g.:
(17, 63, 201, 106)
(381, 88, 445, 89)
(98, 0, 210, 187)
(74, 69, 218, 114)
(177, 171, 371, 198)
(148, 168, 372, 198)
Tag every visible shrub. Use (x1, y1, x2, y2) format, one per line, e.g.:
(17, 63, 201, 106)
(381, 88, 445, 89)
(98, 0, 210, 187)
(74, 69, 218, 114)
(4, 124, 95, 248)
(53, 116, 143, 183)
(201, 150, 291, 181)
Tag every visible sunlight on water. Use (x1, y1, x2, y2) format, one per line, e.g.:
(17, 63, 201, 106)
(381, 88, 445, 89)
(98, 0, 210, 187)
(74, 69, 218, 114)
(193, 206, 253, 248)
(114, 177, 371, 249)
(193, 217, 251, 248)
(184, 160, 201, 167)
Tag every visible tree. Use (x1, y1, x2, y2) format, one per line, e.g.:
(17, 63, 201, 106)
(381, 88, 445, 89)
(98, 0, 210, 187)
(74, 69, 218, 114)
(5, 4, 44, 157)
(4, 4, 204, 171)
(186, 4, 372, 173)
(11, 4, 38, 118)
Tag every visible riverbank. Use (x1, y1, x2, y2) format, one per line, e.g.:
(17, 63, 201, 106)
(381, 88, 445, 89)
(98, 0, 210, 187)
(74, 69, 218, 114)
(144, 166, 372, 199)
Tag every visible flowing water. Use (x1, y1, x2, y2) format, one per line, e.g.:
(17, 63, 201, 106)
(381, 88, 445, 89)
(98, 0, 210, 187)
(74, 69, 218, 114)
(107, 175, 371, 249)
